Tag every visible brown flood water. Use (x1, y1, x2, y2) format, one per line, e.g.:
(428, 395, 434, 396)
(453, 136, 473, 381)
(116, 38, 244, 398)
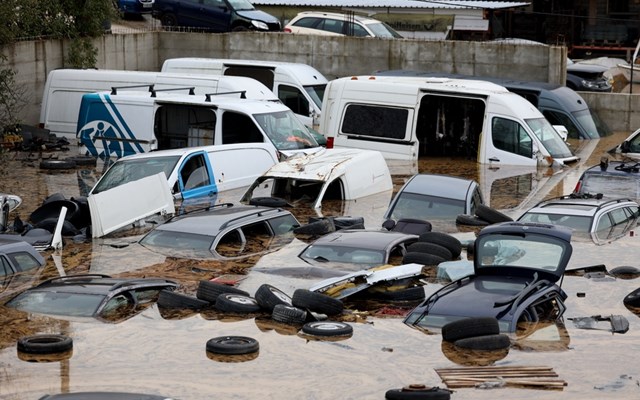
(1, 132, 639, 399)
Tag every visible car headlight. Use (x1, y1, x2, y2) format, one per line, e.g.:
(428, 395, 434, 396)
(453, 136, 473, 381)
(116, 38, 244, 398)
(581, 79, 599, 89)
(251, 20, 269, 30)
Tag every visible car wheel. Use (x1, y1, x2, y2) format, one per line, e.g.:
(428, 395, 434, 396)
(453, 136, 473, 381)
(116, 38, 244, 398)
(254, 283, 292, 312)
(385, 384, 451, 400)
(406, 242, 453, 261)
(402, 251, 445, 266)
(292, 289, 344, 315)
(441, 317, 500, 343)
(454, 334, 511, 351)
(17, 334, 73, 354)
(271, 304, 307, 325)
(418, 232, 462, 259)
(232, 25, 250, 32)
(157, 289, 210, 310)
(623, 287, 640, 308)
(475, 204, 513, 224)
(455, 214, 489, 226)
(196, 280, 249, 303)
(215, 293, 261, 313)
(206, 336, 259, 355)
(39, 159, 76, 170)
(301, 321, 353, 337)
(160, 13, 177, 27)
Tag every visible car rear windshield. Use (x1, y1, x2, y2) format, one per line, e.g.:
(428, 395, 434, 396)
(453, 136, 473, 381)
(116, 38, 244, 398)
(300, 245, 386, 265)
(140, 230, 214, 251)
(580, 174, 640, 199)
(388, 192, 465, 220)
(518, 212, 592, 232)
(92, 156, 181, 194)
(7, 291, 105, 317)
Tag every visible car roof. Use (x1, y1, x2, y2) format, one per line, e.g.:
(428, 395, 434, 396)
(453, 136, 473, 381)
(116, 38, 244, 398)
(524, 196, 637, 217)
(28, 275, 178, 295)
(293, 11, 382, 24)
(305, 229, 417, 251)
(400, 174, 477, 201)
(153, 204, 296, 236)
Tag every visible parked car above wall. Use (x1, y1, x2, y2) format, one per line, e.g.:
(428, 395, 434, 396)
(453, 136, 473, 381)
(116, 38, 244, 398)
(152, 0, 281, 32)
(284, 11, 402, 38)
(566, 59, 613, 92)
(118, 0, 155, 19)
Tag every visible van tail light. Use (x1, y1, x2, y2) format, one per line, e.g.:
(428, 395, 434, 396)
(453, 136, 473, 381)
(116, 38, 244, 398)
(283, 28, 292, 33)
(573, 180, 581, 194)
(326, 137, 334, 149)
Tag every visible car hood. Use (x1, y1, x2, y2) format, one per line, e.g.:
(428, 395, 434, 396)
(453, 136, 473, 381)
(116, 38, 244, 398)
(236, 10, 279, 24)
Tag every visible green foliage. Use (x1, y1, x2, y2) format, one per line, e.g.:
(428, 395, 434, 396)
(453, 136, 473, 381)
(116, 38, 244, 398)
(66, 37, 98, 69)
(0, 55, 25, 140)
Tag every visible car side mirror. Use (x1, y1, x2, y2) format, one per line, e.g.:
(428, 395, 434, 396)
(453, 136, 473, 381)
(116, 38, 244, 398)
(620, 141, 630, 153)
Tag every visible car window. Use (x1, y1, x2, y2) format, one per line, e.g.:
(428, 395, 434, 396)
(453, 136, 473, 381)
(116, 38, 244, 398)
(519, 212, 592, 232)
(301, 245, 386, 265)
(389, 192, 466, 220)
(7, 291, 105, 317)
(342, 105, 409, 140)
(346, 22, 369, 37)
(319, 19, 344, 35)
(492, 117, 532, 158)
(7, 252, 41, 272)
(101, 293, 134, 319)
(303, 84, 326, 109)
(267, 214, 299, 235)
(179, 154, 211, 191)
(92, 156, 181, 195)
(222, 112, 264, 144)
(278, 84, 310, 116)
(543, 110, 580, 140)
(366, 22, 403, 38)
(0, 256, 13, 276)
(581, 175, 640, 199)
(292, 17, 320, 29)
(477, 233, 569, 272)
(140, 230, 214, 251)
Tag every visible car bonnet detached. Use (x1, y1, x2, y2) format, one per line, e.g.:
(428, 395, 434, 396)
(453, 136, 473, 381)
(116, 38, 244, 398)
(404, 222, 573, 333)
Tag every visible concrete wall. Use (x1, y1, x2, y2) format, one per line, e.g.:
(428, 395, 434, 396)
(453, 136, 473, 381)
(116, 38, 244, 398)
(1, 31, 634, 134)
(579, 92, 640, 133)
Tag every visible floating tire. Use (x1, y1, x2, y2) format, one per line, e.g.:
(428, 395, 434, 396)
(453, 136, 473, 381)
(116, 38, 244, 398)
(418, 232, 463, 259)
(272, 304, 307, 325)
(206, 336, 259, 355)
(406, 242, 453, 261)
(441, 317, 500, 343)
(623, 287, 640, 308)
(610, 266, 640, 279)
(385, 385, 451, 400)
(29, 199, 80, 224)
(454, 333, 511, 351)
(39, 159, 76, 170)
(196, 280, 249, 303)
(368, 286, 426, 302)
(17, 334, 73, 354)
(67, 155, 97, 167)
(455, 214, 489, 226)
(301, 321, 353, 337)
(249, 196, 291, 208)
(215, 293, 261, 313)
(402, 252, 445, 266)
(475, 204, 513, 224)
(157, 289, 209, 310)
(292, 289, 344, 315)
(254, 283, 292, 312)
(293, 218, 335, 235)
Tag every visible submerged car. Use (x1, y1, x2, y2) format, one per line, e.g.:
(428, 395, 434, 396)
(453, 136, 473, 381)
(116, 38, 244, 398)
(298, 229, 418, 268)
(139, 203, 300, 259)
(611, 128, 640, 160)
(404, 222, 573, 333)
(573, 159, 640, 201)
(383, 174, 484, 221)
(0, 241, 45, 276)
(5, 274, 178, 322)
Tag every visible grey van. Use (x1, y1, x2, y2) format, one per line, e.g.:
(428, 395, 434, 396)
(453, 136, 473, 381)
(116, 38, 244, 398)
(375, 70, 609, 140)
(152, 0, 281, 32)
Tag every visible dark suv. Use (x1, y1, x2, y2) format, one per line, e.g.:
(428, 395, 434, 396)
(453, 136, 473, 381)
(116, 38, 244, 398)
(152, 0, 281, 32)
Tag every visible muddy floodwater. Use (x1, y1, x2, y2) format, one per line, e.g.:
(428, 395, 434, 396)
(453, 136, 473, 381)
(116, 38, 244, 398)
(1, 132, 639, 400)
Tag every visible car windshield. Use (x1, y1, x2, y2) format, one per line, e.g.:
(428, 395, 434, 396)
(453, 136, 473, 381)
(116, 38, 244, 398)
(92, 156, 181, 194)
(518, 212, 592, 232)
(525, 118, 573, 158)
(140, 230, 214, 252)
(227, 0, 255, 11)
(300, 245, 386, 265)
(580, 174, 640, 199)
(476, 233, 569, 274)
(253, 110, 319, 150)
(304, 84, 326, 109)
(388, 192, 466, 220)
(366, 22, 403, 38)
(6, 291, 105, 317)
(572, 109, 604, 139)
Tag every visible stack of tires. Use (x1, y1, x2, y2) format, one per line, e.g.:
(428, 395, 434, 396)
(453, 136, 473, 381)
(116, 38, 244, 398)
(455, 204, 513, 227)
(441, 317, 511, 351)
(402, 231, 463, 266)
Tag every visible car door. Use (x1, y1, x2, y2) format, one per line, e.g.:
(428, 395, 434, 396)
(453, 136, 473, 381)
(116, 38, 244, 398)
(177, 151, 217, 200)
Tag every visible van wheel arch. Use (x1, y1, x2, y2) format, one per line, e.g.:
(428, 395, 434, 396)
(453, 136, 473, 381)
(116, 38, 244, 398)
(232, 24, 250, 32)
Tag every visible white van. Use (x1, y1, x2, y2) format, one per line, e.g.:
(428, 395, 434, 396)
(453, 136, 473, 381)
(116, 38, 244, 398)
(320, 76, 579, 167)
(76, 89, 323, 159)
(39, 68, 278, 140)
(160, 58, 328, 129)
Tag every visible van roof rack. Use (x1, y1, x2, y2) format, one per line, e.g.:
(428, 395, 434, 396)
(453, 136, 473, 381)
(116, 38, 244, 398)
(150, 87, 195, 97)
(205, 91, 247, 101)
(110, 84, 154, 95)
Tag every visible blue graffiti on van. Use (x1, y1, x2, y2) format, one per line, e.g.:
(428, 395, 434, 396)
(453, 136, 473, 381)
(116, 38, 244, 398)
(77, 93, 145, 158)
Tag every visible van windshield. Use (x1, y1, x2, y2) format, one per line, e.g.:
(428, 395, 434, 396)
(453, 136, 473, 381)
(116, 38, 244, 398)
(228, 0, 255, 11)
(525, 118, 574, 158)
(91, 156, 181, 194)
(254, 110, 320, 150)
(572, 109, 602, 139)
(304, 84, 326, 109)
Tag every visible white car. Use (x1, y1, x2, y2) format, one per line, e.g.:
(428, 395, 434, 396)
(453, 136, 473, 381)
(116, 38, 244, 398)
(284, 11, 402, 39)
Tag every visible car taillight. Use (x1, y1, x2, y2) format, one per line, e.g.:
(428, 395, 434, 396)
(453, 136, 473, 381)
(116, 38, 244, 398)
(326, 137, 334, 149)
(283, 28, 292, 33)
(573, 180, 581, 193)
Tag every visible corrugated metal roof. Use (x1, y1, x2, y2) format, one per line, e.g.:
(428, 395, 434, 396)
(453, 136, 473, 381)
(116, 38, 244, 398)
(252, 0, 530, 10)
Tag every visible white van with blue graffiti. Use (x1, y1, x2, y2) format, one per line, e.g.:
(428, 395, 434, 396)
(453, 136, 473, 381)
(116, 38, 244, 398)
(76, 88, 323, 159)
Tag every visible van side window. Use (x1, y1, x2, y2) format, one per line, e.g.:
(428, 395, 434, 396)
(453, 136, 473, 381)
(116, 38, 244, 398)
(180, 154, 210, 191)
(278, 85, 310, 115)
(222, 112, 264, 144)
(542, 110, 579, 139)
(155, 105, 216, 149)
(342, 105, 408, 140)
(491, 117, 532, 158)
(224, 66, 275, 90)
